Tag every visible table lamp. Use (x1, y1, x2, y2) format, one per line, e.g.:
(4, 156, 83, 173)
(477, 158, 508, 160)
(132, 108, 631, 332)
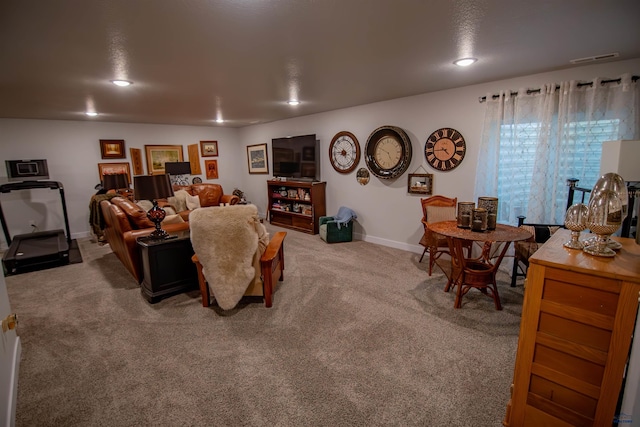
(102, 173, 129, 194)
(133, 174, 174, 239)
(165, 162, 191, 186)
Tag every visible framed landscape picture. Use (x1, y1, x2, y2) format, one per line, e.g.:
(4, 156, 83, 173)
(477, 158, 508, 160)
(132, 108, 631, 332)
(144, 145, 183, 175)
(100, 139, 125, 159)
(98, 162, 131, 183)
(246, 143, 268, 174)
(200, 140, 218, 157)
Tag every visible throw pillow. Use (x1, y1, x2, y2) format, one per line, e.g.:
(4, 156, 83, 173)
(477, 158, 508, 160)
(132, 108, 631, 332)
(136, 200, 154, 212)
(162, 214, 185, 224)
(186, 194, 201, 210)
(426, 205, 456, 224)
(167, 189, 190, 213)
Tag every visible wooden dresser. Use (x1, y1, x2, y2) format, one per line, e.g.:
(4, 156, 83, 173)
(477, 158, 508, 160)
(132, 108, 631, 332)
(504, 229, 640, 427)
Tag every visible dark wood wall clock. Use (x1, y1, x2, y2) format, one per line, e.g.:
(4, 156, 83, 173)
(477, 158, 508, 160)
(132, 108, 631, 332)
(424, 127, 466, 171)
(329, 131, 360, 174)
(365, 125, 412, 179)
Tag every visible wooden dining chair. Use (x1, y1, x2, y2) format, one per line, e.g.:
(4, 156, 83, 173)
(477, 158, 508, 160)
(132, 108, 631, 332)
(418, 195, 457, 275)
(445, 237, 512, 310)
(419, 195, 472, 276)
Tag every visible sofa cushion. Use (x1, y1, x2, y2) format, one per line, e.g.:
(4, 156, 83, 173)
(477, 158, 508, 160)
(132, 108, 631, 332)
(186, 194, 201, 210)
(190, 184, 222, 207)
(111, 197, 155, 229)
(163, 214, 185, 224)
(167, 189, 190, 213)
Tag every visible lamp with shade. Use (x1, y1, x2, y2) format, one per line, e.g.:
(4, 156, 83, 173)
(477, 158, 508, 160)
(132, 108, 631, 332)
(102, 173, 130, 194)
(133, 174, 175, 240)
(165, 162, 191, 186)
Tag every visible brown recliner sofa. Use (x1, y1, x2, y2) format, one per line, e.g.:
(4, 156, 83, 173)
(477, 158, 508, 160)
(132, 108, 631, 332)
(100, 197, 190, 283)
(164, 184, 240, 221)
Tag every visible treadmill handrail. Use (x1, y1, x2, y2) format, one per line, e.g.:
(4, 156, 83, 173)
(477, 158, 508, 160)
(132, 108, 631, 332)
(0, 180, 71, 245)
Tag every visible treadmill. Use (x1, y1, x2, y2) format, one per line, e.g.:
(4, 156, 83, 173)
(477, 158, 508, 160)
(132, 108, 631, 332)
(0, 180, 72, 275)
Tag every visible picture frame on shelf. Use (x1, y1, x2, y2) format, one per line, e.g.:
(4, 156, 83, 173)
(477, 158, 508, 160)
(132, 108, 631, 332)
(200, 141, 218, 157)
(408, 173, 433, 195)
(100, 139, 125, 159)
(247, 143, 269, 174)
(98, 162, 131, 183)
(205, 160, 219, 179)
(130, 148, 144, 175)
(144, 145, 183, 175)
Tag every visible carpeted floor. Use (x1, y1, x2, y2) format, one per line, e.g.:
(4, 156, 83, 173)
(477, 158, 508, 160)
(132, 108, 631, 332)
(6, 224, 524, 426)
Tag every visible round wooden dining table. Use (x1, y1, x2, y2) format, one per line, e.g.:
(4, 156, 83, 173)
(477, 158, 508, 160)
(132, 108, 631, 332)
(428, 220, 532, 309)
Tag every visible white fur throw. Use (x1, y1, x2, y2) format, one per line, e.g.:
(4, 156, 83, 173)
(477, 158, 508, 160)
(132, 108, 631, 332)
(189, 205, 260, 310)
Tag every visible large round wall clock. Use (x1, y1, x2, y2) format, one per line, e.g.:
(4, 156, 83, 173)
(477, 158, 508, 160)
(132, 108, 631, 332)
(329, 131, 360, 174)
(364, 125, 412, 179)
(424, 127, 466, 171)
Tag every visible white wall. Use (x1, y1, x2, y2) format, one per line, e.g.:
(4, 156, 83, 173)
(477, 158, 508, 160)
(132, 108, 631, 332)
(0, 120, 241, 247)
(1, 58, 638, 252)
(238, 58, 640, 252)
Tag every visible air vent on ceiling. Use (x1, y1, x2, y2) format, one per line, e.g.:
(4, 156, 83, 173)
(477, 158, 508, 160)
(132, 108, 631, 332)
(570, 52, 619, 65)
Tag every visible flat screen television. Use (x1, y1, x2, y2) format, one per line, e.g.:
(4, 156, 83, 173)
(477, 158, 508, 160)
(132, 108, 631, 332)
(271, 134, 320, 181)
(5, 159, 50, 182)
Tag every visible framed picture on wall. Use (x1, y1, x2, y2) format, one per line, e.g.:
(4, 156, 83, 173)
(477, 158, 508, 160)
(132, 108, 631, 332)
(200, 141, 218, 157)
(130, 148, 144, 175)
(205, 160, 219, 179)
(144, 145, 184, 175)
(100, 139, 125, 159)
(246, 143, 269, 174)
(98, 162, 131, 183)
(407, 173, 433, 195)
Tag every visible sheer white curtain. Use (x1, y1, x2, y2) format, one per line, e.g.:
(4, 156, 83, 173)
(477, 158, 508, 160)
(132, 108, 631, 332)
(475, 74, 639, 225)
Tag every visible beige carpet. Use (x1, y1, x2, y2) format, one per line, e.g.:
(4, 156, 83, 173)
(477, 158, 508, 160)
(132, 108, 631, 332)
(6, 224, 524, 426)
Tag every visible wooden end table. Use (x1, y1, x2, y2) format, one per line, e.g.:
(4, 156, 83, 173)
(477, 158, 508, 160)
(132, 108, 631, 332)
(137, 230, 198, 303)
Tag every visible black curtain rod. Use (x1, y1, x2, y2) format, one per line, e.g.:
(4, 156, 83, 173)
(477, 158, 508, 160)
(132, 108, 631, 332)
(478, 75, 639, 103)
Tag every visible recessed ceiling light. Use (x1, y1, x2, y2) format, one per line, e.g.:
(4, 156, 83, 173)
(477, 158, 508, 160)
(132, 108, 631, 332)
(287, 100, 300, 106)
(454, 58, 477, 67)
(110, 79, 133, 87)
(86, 112, 98, 117)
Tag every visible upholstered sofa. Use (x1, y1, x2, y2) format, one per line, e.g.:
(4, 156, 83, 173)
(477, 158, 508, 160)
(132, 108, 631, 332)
(100, 196, 190, 283)
(162, 184, 239, 221)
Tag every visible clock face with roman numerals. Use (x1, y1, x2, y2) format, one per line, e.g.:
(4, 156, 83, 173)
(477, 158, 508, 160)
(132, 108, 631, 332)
(424, 128, 466, 171)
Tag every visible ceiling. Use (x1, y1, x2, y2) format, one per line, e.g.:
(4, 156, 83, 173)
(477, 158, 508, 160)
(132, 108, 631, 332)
(1, 0, 639, 128)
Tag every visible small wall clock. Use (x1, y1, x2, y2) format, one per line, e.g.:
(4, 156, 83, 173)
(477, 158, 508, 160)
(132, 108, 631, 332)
(365, 125, 413, 179)
(329, 131, 360, 174)
(424, 127, 466, 171)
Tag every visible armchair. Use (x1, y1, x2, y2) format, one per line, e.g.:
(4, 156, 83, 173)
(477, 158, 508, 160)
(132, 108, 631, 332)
(189, 204, 286, 309)
(319, 206, 357, 243)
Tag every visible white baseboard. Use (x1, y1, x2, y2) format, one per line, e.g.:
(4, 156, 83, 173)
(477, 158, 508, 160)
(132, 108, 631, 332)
(2, 336, 21, 427)
(353, 232, 423, 254)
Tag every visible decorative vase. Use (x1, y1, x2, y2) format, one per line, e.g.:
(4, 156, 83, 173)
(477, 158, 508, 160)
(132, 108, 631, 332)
(563, 203, 588, 249)
(457, 202, 475, 229)
(471, 208, 488, 232)
(477, 197, 498, 230)
(583, 190, 623, 257)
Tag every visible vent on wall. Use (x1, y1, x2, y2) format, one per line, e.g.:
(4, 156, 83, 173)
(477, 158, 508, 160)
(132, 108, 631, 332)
(570, 52, 619, 65)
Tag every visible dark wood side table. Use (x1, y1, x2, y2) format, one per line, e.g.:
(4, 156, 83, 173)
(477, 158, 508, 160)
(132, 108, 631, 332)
(137, 230, 198, 303)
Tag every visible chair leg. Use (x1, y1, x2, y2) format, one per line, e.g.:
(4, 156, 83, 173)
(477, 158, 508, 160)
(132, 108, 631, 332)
(419, 247, 428, 263)
(510, 256, 519, 288)
(191, 255, 210, 307)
